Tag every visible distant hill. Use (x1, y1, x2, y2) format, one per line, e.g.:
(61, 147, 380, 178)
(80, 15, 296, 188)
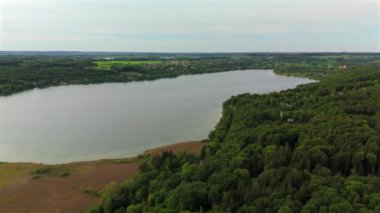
(0, 51, 87, 56)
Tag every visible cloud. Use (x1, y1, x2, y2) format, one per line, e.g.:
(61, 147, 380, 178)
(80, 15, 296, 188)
(0, 0, 379, 51)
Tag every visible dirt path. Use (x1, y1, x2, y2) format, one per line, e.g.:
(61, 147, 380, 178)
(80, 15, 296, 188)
(0, 141, 205, 213)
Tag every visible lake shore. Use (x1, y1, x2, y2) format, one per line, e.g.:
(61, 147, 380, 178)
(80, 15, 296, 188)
(0, 141, 205, 213)
(0, 70, 312, 164)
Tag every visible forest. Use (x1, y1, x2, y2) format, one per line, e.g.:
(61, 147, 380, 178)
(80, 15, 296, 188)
(89, 63, 380, 212)
(0, 52, 379, 96)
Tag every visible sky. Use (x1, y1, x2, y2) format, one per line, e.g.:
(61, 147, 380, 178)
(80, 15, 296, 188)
(0, 0, 379, 52)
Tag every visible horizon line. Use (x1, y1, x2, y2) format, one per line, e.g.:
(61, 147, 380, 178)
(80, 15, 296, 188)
(0, 50, 379, 54)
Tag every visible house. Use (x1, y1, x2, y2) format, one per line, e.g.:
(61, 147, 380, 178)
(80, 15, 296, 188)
(287, 118, 295, 123)
(339, 65, 348, 70)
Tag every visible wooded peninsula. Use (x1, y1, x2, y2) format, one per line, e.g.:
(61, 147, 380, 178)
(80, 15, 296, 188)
(86, 59, 380, 212)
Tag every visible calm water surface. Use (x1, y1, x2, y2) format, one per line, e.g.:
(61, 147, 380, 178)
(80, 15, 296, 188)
(0, 70, 312, 163)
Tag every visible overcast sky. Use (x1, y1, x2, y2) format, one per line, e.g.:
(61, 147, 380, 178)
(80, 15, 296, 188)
(0, 0, 379, 52)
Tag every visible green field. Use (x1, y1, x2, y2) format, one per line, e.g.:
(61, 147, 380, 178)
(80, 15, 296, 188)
(94, 60, 162, 70)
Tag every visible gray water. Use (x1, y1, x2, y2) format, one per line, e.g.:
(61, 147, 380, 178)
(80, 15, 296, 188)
(0, 70, 312, 164)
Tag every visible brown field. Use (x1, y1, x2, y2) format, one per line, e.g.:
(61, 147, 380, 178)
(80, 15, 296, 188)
(0, 141, 205, 213)
(145, 141, 205, 156)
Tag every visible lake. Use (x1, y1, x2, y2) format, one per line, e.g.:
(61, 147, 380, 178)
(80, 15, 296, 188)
(0, 70, 313, 163)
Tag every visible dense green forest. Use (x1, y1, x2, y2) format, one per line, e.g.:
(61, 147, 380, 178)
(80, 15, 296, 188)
(90, 64, 380, 212)
(0, 53, 379, 96)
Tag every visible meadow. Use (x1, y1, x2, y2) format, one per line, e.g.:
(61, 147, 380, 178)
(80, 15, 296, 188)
(94, 60, 162, 70)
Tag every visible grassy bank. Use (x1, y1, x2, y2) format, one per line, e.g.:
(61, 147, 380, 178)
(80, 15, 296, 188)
(0, 141, 205, 212)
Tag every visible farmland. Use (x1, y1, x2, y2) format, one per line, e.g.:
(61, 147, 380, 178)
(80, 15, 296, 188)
(94, 60, 162, 70)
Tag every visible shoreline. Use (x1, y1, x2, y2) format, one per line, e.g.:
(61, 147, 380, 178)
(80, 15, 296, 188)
(0, 69, 276, 97)
(0, 140, 206, 165)
(0, 141, 205, 212)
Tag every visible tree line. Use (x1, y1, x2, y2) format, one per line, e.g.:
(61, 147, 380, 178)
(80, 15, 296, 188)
(0, 53, 379, 96)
